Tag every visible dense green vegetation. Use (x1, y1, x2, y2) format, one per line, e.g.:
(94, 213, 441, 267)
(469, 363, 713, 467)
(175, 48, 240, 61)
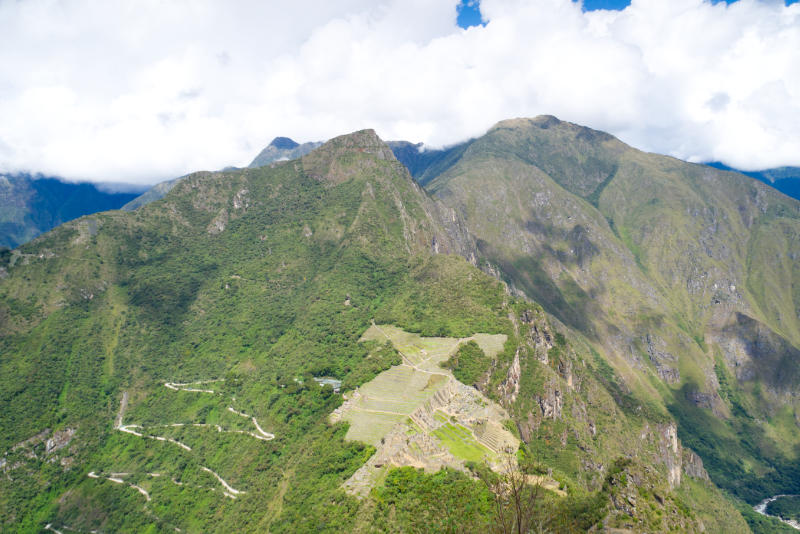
(442, 340, 490, 385)
(371, 467, 493, 533)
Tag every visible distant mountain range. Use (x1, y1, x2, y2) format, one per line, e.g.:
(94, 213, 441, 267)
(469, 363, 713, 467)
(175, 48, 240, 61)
(0, 174, 141, 249)
(249, 136, 323, 168)
(705, 162, 800, 202)
(5, 136, 797, 252)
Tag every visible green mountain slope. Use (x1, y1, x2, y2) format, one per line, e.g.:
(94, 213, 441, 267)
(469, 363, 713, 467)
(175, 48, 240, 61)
(1, 128, 764, 532)
(421, 116, 800, 518)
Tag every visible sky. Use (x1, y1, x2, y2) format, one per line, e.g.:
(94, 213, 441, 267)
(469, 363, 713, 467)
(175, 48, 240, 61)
(1, 0, 799, 184)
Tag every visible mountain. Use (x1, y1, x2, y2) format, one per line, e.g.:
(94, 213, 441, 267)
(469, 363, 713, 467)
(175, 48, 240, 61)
(705, 162, 800, 202)
(409, 115, 800, 519)
(1, 123, 797, 533)
(0, 174, 141, 248)
(248, 136, 323, 168)
(121, 137, 323, 212)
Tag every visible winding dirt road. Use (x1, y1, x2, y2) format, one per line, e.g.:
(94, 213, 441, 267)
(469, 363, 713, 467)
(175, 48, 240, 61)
(88, 385, 275, 502)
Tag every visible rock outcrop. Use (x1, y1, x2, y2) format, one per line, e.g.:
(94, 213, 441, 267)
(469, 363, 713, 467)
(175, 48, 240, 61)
(682, 448, 709, 480)
(45, 428, 75, 455)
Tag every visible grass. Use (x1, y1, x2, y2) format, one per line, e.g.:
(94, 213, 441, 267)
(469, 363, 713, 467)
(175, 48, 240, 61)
(433, 422, 494, 463)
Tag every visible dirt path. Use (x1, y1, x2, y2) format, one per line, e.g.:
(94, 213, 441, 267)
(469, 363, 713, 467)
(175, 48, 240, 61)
(118, 424, 193, 451)
(201, 466, 244, 499)
(164, 379, 224, 394)
(226, 406, 276, 440)
(92, 381, 267, 502)
(88, 471, 150, 501)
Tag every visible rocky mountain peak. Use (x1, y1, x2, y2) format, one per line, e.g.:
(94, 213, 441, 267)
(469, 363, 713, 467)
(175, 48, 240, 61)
(490, 115, 561, 132)
(268, 136, 300, 150)
(321, 129, 394, 157)
(301, 129, 397, 184)
(490, 115, 615, 143)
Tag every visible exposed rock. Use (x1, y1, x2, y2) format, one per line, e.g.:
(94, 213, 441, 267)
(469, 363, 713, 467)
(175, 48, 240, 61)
(207, 210, 228, 234)
(682, 448, 709, 480)
(558, 358, 573, 388)
(46, 428, 75, 455)
(527, 318, 553, 352)
(656, 365, 681, 384)
(11, 429, 50, 452)
(685, 389, 715, 410)
(658, 423, 682, 488)
(538, 382, 563, 420)
(498, 348, 521, 404)
(644, 334, 680, 384)
(233, 188, 249, 210)
(709, 311, 800, 400)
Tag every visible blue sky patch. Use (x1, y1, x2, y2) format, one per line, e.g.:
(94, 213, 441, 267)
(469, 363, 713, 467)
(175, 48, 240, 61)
(456, 0, 800, 22)
(577, 0, 799, 11)
(457, 0, 485, 28)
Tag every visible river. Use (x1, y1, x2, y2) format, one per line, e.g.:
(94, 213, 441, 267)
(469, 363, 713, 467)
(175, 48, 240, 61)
(754, 495, 800, 530)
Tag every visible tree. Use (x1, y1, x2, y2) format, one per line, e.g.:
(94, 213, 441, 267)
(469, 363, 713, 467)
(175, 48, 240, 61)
(478, 453, 550, 534)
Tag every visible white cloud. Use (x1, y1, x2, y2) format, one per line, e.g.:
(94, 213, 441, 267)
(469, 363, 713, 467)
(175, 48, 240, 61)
(0, 0, 798, 183)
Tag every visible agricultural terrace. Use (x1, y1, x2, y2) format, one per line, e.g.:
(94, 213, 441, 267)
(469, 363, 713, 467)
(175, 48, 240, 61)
(334, 323, 514, 488)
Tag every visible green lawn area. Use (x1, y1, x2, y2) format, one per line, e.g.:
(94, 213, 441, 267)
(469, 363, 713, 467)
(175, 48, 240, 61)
(433, 420, 494, 463)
